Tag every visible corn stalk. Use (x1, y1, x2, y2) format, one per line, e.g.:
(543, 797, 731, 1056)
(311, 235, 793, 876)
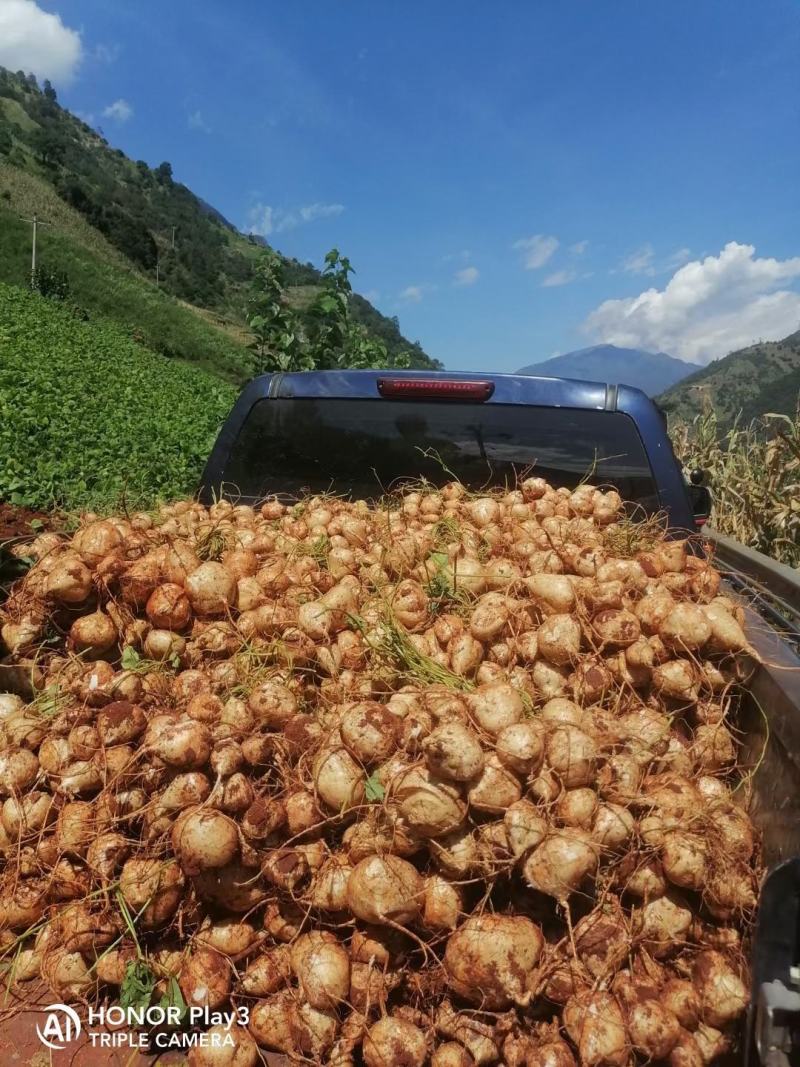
(670, 409, 800, 569)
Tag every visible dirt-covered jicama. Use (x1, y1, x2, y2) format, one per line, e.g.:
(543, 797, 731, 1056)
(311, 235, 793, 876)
(0, 475, 761, 1065)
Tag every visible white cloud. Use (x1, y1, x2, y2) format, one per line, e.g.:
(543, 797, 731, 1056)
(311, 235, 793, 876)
(245, 201, 344, 237)
(665, 246, 692, 269)
(0, 0, 82, 84)
(400, 285, 424, 303)
(584, 242, 800, 364)
(542, 269, 576, 288)
(513, 234, 559, 270)
(102, 98, 133, 123)
(622, 243, 655, 275)
(443, 249, 472, 263)
(94, 42, 119, 64)
(246, 203, 274, 237)
(298, 202, 344, 224)
(188, 109, 211, 133)
(454, 266, 479, 287)
(570, 240, 589, 256)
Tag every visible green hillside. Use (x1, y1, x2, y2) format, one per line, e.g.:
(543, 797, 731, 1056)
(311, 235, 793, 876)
(0, 164, 252, 380)
(0, 282, 236, 511)
(0, 67, 437, 374)
(657, 330, 800, 426)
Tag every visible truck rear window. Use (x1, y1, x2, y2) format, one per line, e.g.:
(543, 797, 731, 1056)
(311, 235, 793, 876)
(219, 398, 660, 509)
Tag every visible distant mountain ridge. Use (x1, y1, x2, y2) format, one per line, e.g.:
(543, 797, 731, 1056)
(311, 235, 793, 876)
(657, 330, 800, 426)
(517, 344, 692, 396)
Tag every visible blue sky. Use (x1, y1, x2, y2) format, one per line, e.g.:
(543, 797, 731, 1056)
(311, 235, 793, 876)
(3, 0, 800, 370)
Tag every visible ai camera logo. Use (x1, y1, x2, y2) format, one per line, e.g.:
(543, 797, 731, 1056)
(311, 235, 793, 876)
(36, 1003, 82, 1050)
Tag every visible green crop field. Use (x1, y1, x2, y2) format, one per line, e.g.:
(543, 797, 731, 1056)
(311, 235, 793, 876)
(0, 283, 237, 512)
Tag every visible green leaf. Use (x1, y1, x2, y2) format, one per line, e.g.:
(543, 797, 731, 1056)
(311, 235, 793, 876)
(158, 976, 187, 1022)
(364, 773, 385, 803)
(32, 684, 62, 718)
(120, 960, 156, 1011)
(28, 518, 44, 531)
(120, 646, 141, 670)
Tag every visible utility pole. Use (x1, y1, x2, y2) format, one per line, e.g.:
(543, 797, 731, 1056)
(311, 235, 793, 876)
(20, 213, 49, 287)
(30, 214, 37, 282)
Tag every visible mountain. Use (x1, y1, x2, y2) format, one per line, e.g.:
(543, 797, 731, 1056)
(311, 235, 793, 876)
(657, 331, 800, 426)
(0, 67, 437, 378)
(517, 344, 692, 396)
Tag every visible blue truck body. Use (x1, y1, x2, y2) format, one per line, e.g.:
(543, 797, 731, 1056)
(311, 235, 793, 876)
(200, 369, 696, 529)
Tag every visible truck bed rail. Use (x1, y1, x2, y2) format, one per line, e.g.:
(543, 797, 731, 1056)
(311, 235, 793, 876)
(704, 528, 800, 649)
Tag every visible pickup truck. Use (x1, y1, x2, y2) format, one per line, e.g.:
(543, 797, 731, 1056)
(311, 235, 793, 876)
(200, 369, 800, 1067)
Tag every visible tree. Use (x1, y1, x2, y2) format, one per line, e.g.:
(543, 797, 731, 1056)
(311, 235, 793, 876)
(246, 247, 416, 374)
(306, 248, 354, 368)
(103, 208, 158, 270)
(43, 79, 57, 102)
(33, 126, 66, 167)
(308, 250, 415, 370)
(154, 161, 173, 185)
(59, 179, 95, 217)
(246, 249, 310, 373)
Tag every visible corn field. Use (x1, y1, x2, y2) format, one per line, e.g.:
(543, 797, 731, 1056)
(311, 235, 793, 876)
(670, 409, 800, 569)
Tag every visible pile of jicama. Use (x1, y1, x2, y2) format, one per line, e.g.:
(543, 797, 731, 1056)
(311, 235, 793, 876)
(0, 478, 760, 1067)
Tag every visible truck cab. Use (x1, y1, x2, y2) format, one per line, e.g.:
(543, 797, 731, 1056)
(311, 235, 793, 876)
(200, 369, 698, 530)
